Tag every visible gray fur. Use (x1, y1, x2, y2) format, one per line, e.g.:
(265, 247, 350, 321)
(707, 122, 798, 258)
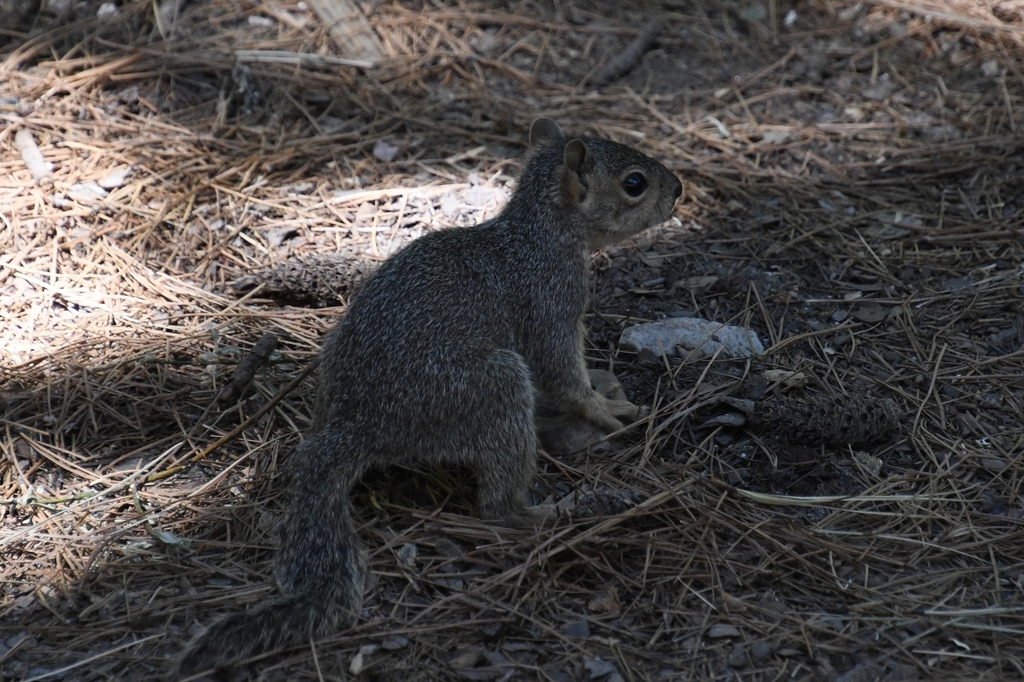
(176, 118, 682, 673)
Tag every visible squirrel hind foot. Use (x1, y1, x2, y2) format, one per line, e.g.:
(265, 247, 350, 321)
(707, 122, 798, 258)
(603, 397, 640, 421)
(494, 503, 555, 530)
(580, 394, 639, 434)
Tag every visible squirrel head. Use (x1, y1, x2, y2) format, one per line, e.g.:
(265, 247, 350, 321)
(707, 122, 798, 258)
(528, 118, 683, 249)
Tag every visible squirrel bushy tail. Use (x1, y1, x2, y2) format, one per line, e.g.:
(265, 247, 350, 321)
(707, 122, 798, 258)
(177, 431, 366, 675)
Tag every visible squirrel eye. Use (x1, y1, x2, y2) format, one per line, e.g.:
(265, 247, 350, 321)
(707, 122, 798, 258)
(622, 172, 648, 197)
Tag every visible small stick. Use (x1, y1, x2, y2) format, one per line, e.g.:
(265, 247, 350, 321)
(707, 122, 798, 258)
(591, 19, 663, 86)
(147, 356, 320, 483)
(14, 129, 53, 185)
(218, 332, 279, 403)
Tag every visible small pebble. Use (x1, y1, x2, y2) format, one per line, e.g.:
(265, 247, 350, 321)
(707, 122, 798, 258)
(727, 644, 749, 668)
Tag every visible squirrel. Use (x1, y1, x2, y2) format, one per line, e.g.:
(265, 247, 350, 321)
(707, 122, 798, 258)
(177, 118, 682, 674)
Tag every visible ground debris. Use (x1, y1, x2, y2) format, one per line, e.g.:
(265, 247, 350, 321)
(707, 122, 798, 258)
(591, 19, 663, 86)
(231, 251, 377, 305)
(217, 332, 277, 403)
(748, 394, 900, 446)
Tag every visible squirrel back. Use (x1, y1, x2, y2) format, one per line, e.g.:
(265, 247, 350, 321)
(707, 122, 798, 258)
(177, 119, 681, 674)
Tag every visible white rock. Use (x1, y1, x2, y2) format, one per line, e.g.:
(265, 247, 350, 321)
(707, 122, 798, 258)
(67, 182, 108, 203)
(619, 317, 764, 358)
(349, 644, 377, 675)
(372, 139, 400, 163)
(440, 192, 460, 218)
(584, 658, 617, 678)
(862, 80, 897, 101)
(463, 184, 497, 207)
(760, 129, 791, 145)
(98, 166, 132, 189)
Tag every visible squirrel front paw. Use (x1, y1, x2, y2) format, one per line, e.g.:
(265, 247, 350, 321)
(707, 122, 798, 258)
(587, 368, 639, 429)
(582, 394, 638, 433)
(500, 504, 555, 529)
(603, 397, 639, 420)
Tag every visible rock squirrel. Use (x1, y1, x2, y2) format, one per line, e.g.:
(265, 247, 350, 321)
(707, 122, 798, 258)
(177, 118, 682, 673)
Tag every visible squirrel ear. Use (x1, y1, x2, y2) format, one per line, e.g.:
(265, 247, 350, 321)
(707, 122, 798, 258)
(562, 138, 592, 175)
(560, 139, 593, 203)
(529, 118, 566, 147)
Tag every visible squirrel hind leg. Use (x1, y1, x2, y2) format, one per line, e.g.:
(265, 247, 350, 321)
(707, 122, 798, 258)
(453, 349, 539, 524)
